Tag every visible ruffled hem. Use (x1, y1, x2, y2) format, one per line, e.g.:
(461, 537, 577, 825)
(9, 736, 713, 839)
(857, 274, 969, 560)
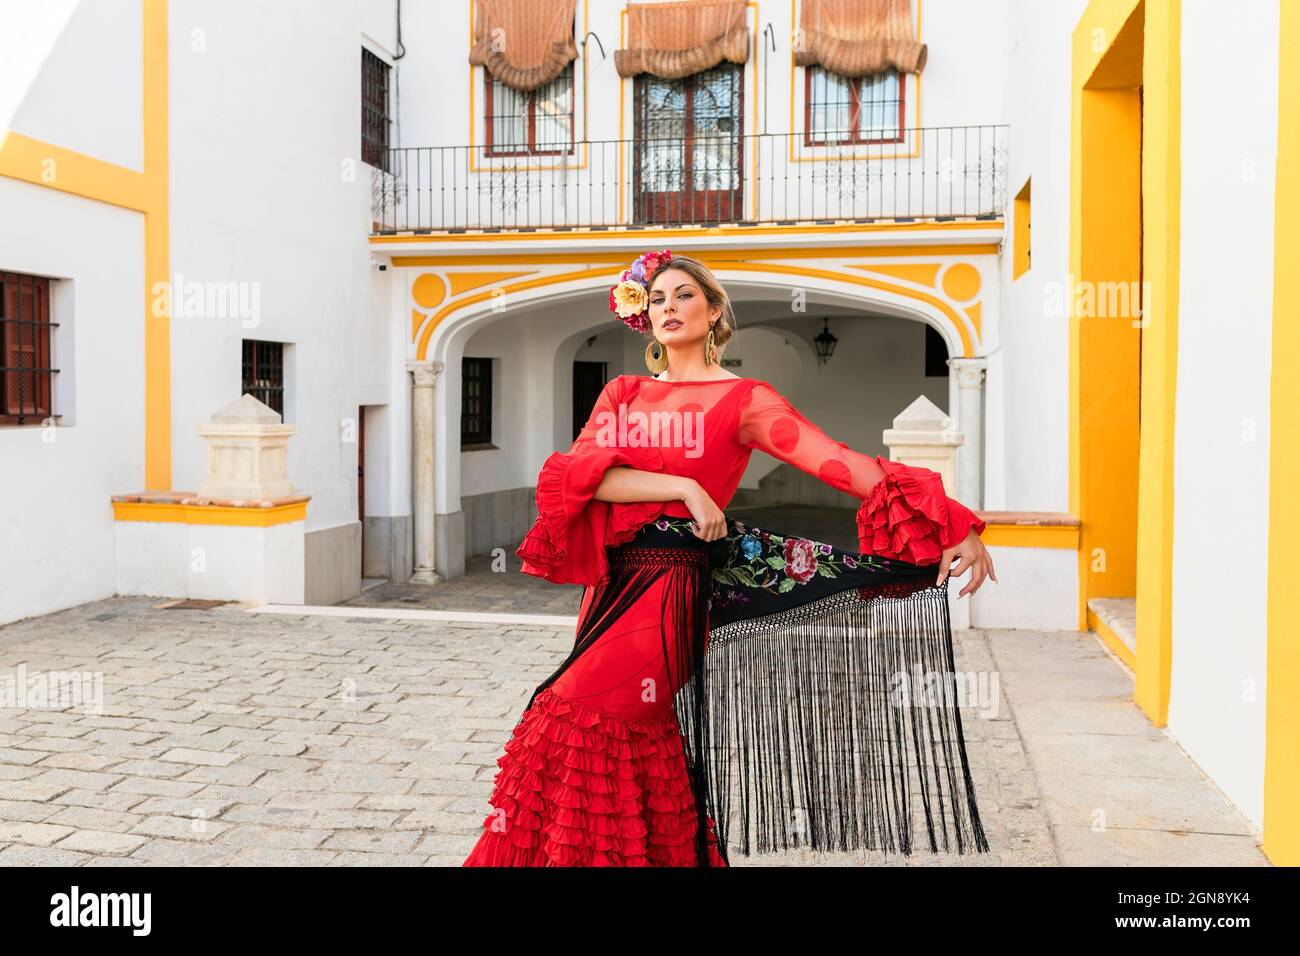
(855, 458, 985, 565)
(462, 688, 728, 867)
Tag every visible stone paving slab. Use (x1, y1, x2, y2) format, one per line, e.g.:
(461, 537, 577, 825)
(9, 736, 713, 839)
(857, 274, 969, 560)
(0, 594, 1271, 867)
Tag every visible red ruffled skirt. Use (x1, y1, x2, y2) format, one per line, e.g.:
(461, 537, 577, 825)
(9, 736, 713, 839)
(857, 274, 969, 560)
(462, 687, 727, 866)
(463, 564, 728, 867)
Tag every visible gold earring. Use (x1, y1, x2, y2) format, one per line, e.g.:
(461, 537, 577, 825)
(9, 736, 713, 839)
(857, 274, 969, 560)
(704, 324, 717, 365)
(645, 338, 668, 374)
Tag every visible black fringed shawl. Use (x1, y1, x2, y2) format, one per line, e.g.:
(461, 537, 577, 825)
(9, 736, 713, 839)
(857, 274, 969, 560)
(526, 514, 990, 866)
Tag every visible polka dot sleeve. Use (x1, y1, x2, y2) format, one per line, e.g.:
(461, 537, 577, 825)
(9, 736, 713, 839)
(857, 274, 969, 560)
(739, 382, 985, 564)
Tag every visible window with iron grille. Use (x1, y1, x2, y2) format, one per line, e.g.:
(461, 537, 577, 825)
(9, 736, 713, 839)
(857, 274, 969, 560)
(485, 63, 575, 156)
(633, 63, 744, 225)
(461, 357, 493, 447)
(362, 47, 392, 171)
(805, 65, 904, 145)
(242, 340, 285, 418)
(1, 271, 58, 426)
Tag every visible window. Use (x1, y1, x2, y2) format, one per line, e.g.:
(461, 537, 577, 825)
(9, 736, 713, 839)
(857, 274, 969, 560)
(633, 63, 744, 224)
(362, 47, 392, 171)
(242, 340, 285, 417)
(461, 357, 493, 447)
(1, 271, 57, 426)
(485, 64, 575, 156)
(805, 65, 904, 145)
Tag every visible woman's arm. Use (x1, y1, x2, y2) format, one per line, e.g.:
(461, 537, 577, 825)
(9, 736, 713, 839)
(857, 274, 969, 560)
(594, 467, 728, 541)
(593, 465, 694, 503)
(738, 382, 995, 592)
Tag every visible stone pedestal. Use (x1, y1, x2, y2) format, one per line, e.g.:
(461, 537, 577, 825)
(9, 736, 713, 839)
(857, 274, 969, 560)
(110, 395, 312, 604)
(882, 395, 964, 496)
(196, 394, 296, 501)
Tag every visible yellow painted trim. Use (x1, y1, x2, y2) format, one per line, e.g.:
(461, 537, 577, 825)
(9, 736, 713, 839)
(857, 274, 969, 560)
(0, 131, 150, 211)
(854, 262, 942, 286)
(0, 1, 171, 490)
(446, 270, 537, 295)
(113, 500, 308, 527)
(1012, 176, 1031, 279)
(413, 256, 978, 360)
(750, 1, 759, 217)
(1087, 606, 1138, 672)
(1132, 0, 1180, 732)
(1264, 0, 1300, 868)
(981, 523, 1079, 549)
(1070, 0, 1180, 733)
(143, 0, 171, 491)
(940, 262, 981, 302)
(411, 273, 446, 309)
(372, 219, 1000, 245)
(392, 243, 999, 267)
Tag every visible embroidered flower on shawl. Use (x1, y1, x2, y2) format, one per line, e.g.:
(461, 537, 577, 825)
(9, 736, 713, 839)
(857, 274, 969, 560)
(782, 537, 819, 584)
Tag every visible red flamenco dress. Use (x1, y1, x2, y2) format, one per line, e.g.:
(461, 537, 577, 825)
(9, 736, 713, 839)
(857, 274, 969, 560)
(462, 375, 986, 867)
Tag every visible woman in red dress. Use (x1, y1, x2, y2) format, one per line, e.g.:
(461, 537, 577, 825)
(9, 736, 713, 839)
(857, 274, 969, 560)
(462, 251, 997, 867)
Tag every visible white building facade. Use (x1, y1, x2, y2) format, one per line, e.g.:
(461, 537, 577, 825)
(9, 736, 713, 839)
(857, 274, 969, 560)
(1, 0, 1297, 863)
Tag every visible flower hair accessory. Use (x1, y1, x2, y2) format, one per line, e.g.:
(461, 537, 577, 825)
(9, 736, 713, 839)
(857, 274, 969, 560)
(608, 248, 672, 333)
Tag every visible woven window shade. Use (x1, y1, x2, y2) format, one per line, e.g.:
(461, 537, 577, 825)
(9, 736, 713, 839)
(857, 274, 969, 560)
(614, 0, 750, 80)
(793, 0, 927, 77)
(467, 0, 577, 92)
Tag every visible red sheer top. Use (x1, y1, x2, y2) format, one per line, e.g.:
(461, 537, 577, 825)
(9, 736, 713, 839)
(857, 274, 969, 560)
(516, 374, 985, 587)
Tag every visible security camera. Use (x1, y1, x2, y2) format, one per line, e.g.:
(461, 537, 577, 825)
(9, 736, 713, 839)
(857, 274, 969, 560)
(370, 258, 388, 271)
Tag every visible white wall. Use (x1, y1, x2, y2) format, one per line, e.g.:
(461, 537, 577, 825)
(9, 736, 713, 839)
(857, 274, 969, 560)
(1167, 0, 1279, 833)
(0, 181, 145, 625)
(4, 0, 142, 171)
(997, 0, 1090, 512)
(167, 0, 399, 539)
(0, 0, 151, 625)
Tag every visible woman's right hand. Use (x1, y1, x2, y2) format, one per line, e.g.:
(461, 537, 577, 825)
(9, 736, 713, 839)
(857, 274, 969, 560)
(681, 479, 727, 541)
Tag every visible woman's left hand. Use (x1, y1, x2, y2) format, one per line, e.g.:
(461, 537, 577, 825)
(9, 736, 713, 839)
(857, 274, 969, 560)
(937, 528, 997, 597)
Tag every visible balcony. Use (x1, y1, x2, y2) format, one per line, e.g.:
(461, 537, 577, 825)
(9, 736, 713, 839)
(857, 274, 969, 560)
(370, 125, 1008, 235)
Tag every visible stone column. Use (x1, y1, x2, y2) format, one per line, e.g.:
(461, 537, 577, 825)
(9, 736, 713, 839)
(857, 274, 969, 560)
(407, 359, 444, 584)
(948, 357, 987, 508)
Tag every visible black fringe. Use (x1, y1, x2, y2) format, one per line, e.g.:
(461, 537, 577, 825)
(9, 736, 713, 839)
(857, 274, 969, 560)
(524, 519, 990, 867)
(685, 583, 990, 859)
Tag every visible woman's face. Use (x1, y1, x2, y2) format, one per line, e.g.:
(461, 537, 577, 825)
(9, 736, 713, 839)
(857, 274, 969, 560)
(647, 268, 719, 347)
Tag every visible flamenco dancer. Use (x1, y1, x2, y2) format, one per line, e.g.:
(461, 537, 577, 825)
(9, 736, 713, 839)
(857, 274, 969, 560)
(463, 250, 998, 867)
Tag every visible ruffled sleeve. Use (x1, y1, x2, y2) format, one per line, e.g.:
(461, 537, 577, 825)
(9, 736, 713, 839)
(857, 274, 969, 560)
(516, 376, 668, 586)
(738, 381, 984, 566)
(854, 456, 986, 566)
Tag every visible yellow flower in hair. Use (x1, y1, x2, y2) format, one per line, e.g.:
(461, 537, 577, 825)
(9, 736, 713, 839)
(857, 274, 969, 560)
(610, 277, 648, 319)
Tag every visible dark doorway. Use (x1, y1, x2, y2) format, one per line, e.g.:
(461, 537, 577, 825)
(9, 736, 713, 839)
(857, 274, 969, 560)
(573, 361, 608, 441)
(357, 407, 366, 574)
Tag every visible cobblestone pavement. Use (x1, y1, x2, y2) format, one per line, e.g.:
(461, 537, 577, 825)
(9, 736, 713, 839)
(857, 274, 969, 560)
(0, 593, 1269, 867)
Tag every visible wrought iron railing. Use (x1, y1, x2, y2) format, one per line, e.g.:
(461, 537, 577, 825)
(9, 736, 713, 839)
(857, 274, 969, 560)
(371, 125, 1008, 234)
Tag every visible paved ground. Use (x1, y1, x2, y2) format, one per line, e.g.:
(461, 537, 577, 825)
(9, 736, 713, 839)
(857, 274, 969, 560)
(0, 584, 1271, 867)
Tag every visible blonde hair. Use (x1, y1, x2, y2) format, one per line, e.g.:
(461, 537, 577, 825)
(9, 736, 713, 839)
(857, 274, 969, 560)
(646, 255, 736, 360)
